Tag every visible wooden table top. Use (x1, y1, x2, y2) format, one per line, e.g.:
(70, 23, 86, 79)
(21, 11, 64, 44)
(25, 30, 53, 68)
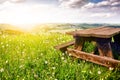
(67, 26, 120, 38)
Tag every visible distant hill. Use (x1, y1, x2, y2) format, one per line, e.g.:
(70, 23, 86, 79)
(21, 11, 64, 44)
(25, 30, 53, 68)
(0, 24, 24, 34)
(75, 23, 120, 29)
(32, 23, 111, 32)
(0, 24, 20, 30)
(0, 23, 120, 34)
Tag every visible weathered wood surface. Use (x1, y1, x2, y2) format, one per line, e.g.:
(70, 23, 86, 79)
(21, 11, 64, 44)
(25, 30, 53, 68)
(66, 27, 120, 38)
(67, 48, 120, 68)
(96, 38, 113, 58)
(74, 37, 85, 51)
(54, 40, 75, 52)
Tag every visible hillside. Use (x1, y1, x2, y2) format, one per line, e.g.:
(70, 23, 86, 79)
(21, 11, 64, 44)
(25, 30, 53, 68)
(0, 24, 24, 34)
(32, 23, 120, 33)
(1, 23, 120, 34)
(0, 24, 20, 30)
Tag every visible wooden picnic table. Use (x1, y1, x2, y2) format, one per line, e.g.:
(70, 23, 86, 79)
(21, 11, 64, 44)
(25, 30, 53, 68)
(56, 26, 120, 68)
(67, 27, 120, 58)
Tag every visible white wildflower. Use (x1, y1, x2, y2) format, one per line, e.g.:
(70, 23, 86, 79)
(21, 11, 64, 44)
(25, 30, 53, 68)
(28, 57, 30, 59)
(50, 77, 52, 79)
(23, 44, 25, 46)
(109, 67, 114, 71)
(101, 78, 104, 80)
(98, 71, 101, 74)
(6, 44, 9, 47)
(83, 60, 86, 63)
(52, 72, 55, 76)
(19, 65, 24, 68)
(41, 53, 43, 56)
(5, 60, 8, 64)
(65, 51, 67, 54)
(1, 42, 3, 44)
(89, 71, 92, 74)
(37, 58, 39, 60)
(45, 61, 48, 64)
(17, 75, 19, 78)
(78, 63, 80, 65)
(34, 74, 38, 78)
(69, 53, 72, 56)
(0, 68, 4, 72)
(52, 67, 56, 70)
(62, 53, 65, 56)
(2, 46, 4, 48)
(22, 51, 25, 54)
(61, 57, 64, 60)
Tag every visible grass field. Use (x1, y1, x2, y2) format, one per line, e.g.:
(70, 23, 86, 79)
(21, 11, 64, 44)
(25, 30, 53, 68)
(0, 32, 120, 80)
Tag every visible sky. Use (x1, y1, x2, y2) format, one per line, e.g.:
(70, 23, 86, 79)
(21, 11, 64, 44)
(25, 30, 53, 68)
(0, 0, 120, 25)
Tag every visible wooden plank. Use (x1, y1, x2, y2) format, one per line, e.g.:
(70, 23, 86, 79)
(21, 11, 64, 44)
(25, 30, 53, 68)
(76, 27, 110, 35)
(93, 28, 120, 38)
(67, 48, 120, 68)
(54, 40, 75, 52)
(67, 27, 120, 38)
(66, 27, 106, 36)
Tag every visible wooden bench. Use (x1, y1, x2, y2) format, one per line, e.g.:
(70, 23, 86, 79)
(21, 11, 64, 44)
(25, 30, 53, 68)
(54, 40, 75, 52)
(55, 26, 120, 68)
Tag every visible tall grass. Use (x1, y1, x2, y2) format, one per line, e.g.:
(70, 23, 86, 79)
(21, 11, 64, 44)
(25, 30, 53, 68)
(0, 33, 120, 80)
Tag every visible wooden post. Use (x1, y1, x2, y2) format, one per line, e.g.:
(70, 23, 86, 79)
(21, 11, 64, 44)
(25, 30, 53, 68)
(74, 36, 85, 51)
(113, 34, 120, 56)
(96, 38, 113, 58)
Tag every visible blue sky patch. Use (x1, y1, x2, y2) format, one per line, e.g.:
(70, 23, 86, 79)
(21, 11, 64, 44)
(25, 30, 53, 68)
(90, 0, 104, 3)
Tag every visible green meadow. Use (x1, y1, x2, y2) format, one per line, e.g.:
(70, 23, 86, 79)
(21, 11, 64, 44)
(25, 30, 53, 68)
(0, 24, 120, 80)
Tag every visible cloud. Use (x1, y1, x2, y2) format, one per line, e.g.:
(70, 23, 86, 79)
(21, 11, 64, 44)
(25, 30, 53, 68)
(0, 3, 84, 24)
(90, 13, 116, 18)
(59, 0, 89, 8)
(59, 0, 120, 20)
(59, 0, 120, 14)
(0, 0, 25, 4)
(83, 0, 120, 10)
(0, 0, 26, 11)
(0, 0, 7, 4)
(96, 0, 120, 8)
(80, 0, 120, 17)
(0, 0, 120, 24)
(10, 0, 26, 3)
